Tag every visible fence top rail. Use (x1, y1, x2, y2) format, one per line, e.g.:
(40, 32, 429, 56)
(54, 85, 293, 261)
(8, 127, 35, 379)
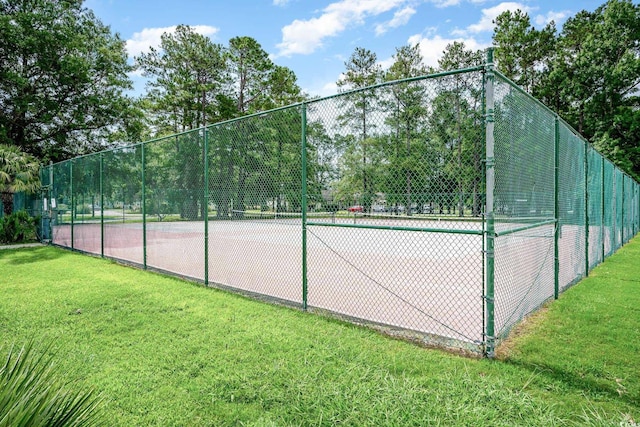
(305, 64, 485, 105)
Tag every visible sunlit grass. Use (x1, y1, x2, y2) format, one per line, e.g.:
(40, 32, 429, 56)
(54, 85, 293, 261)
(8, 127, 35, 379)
(0, 239, 638, 426)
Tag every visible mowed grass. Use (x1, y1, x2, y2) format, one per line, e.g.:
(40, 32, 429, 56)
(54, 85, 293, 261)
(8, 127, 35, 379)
(0, 240, 639, 426)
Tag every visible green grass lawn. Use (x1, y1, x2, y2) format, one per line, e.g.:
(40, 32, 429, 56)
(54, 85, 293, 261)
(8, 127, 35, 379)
(0, 239, 639, 426)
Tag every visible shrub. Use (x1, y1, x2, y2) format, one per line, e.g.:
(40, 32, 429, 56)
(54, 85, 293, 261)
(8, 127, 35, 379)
(0, 210, 37, 244)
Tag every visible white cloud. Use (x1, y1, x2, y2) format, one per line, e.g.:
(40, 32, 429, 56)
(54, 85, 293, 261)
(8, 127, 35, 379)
(534, 10, 569, 27)
(276, 0, 407, 57)
(430, 0, 462, 7)
(126, 25, 219, 57)
(407, 33, 489, 68)
(454, 2, 531, 35)
(273, 0, 290, 6)
(321, 80, 340, 96)
(375, 6, 416, 36)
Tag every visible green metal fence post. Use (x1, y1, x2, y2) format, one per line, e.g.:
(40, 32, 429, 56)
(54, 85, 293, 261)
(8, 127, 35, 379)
(301, 103, 308, 310)
(142, 143, 147, 269)
(620, 176, 627, 246)
(100, 153, 104, 258)
(601, 155, 605, 262)
(70, 160, 74, 250)
(584, 142, 589, 275)
(554, 116, 560, 300)
(204, 128, 209, 286)
(484, 47, 496, 358)
(48, 162, 53, 243)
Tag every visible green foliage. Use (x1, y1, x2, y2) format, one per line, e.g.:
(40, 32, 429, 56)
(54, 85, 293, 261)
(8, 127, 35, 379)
(136, 29, 304, 136)
(136, 25, 226, 133)
(0, 144, 40, 194)
(0, 210, 36, 244)
(0, 340, 103, 427)
(325, 42, 485, 216)
(493, 0, 640, 180)
(0, 144, 41, 216)
(0, 0, 142, 162)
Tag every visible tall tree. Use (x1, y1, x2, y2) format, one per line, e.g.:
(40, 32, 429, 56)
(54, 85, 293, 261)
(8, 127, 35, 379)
(436, 42, 484, 216)
(555, 0, 640, 177)
(0, 0, 140, 162)
(136, 25, 226, 133)
(336, 47, 382, 210)
(493, 9, 556, 93)
(226, 36, 275, 115)
(382, 44, 429, 214)
(492, 0, 640, 179)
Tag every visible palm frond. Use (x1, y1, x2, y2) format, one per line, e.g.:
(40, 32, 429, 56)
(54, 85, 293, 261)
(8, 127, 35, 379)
(0, 341, 104, 427)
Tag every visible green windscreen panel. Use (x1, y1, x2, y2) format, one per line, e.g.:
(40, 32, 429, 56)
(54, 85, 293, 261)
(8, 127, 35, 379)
(493, 73, 555, 340)
(557, 123, 586, 290)
(587, 147, 603, 270)
(603, 159, 615, 257)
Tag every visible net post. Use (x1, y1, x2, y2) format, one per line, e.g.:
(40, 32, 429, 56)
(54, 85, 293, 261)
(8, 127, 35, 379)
(554, 116, 560, 299)
(100, 153, 104, 258)
(142, 143, 147, 270)
(483, 47, 496, 358)
(301, 102, 308, 310)
(204, 127, 209, 286)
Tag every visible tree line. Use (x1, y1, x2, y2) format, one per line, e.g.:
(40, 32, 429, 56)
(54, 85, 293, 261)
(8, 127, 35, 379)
(0, 0, 638, 204)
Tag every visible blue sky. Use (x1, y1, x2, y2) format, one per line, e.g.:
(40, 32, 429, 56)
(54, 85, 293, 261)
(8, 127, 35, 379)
(84, 0, 606, 97)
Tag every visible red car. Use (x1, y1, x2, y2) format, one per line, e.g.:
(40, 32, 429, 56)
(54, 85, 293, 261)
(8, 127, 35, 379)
(347, 205, 363, 213)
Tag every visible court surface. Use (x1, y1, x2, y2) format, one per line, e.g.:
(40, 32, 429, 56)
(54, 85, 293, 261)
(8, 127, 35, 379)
(52, 216, 594, 348)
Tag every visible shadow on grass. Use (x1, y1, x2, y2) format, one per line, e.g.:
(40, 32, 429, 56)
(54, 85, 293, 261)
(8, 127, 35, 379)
(505, 358, 640, 407)
(0, 247, 66, 265)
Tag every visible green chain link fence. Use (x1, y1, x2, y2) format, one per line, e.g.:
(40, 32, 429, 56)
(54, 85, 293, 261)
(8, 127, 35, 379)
(39, 49, 640, 356)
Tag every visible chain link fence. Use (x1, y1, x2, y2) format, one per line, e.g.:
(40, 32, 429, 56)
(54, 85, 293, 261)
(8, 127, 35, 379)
(40, 50, 639, 356)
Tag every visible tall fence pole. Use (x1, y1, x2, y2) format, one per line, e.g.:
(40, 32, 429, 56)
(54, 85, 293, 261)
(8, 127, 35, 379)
(100, 153, 104, 258)
(601, 157, 605, 262)
(484, 48, 496, 358)
(301, 103, 308, 310)
(584, 143, 589, 275)
(48, 162, 53, 242)
(204, 128, 209, 286)
(70, 160, 74, 250)
(142, 143, 147, 269)
(554, 116, 560, 300)
(620, 176, 628, 246)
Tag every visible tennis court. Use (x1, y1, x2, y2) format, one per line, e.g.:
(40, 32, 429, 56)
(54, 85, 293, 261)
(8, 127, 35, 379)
(43, 59, 640, 355)
(52, 214, 571, 347)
